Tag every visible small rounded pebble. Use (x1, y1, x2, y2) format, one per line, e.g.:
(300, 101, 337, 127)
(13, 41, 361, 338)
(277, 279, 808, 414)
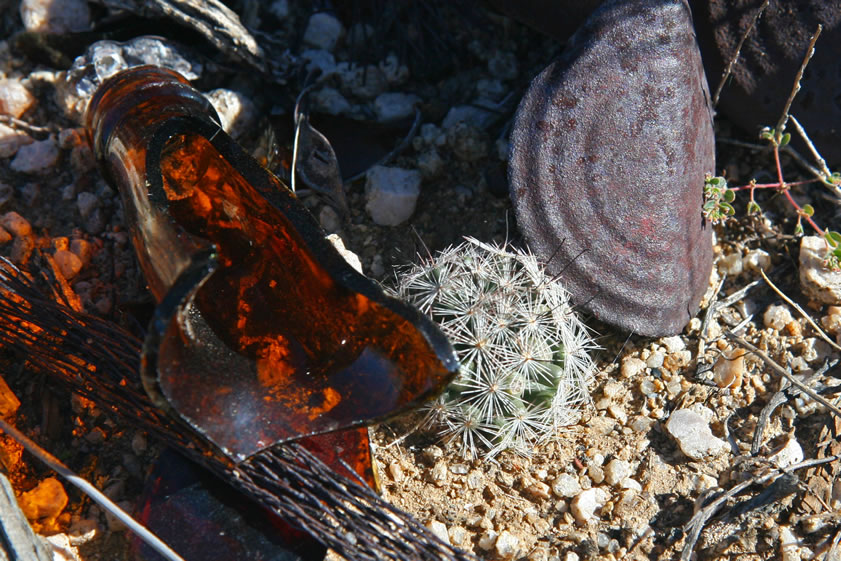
(665, 409, 728, 460)
(744, 248, 771, 272)
(570, 488, 609, 525)
(19, 477, 68, 526)
(478, 530, 498, 551)
(524, 481, 551, 500)
(10, 136, 60, 173)
(54, 249, 83, 280)
(20, 0, 90, 32)
(0, 79, 36, 118)
(205, 88, 256, 140)
(800, 236, 841, 305)
(303, 13, 345, 51)
(373, 92, 419, 122)
(364, 166, 421, 226)
(446, 123, 488, 162)
(76, 192, 99, 219)
(764, 304, 794, 331)
(621, 357, 646, 378)
(552, 474, 581, 498)
(426, 520, 450, 545)
(718, 252, 743, 276)
(0, 212, 32, 237)
(712, 348, 746, 389)
(769, 436, 804, 469)
(645, 351, 665, 369)
(0, 124, 34, 158)
(603, 459, 631, 487)
(312, 87, 350, 115)
(495, 530, 520, 558)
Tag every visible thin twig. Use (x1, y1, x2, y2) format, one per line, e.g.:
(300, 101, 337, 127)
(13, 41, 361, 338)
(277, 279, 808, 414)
(788, 115, 841, 201)
(682, 453, 841, 561)
(760, 269, 841, 352)
(774, 25, 822, 143)
(726, 332, 841, 419)
(712, 0, 770, 107)
(0, 115, 55, 139)
(0, 417, 185, 561)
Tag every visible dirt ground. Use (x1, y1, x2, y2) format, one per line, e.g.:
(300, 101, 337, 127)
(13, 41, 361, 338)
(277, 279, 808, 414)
(0, 2, 840, 561)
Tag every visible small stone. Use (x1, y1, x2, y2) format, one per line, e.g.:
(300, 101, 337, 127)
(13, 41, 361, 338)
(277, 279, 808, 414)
(764, 304, 794, 331)
(338, 63, 387, 99)
(449, 463, 469, 475)
(718, 252, 743, 276)
(524, 481, 551, 500)
(646, 351, 665, 369)
(312, 87, 351, 115)
(325, 234, 362, 273)
(441, 104, 497, 130)
(387, 461, 403, 482)
(426, 520, 450, 545)
(422, 445, 443, 463)
(821, 306, 841, 340)
(268, 0, 289, 19)
(430, 460, 448, 487)
(0, 375, 20, 416)
(319, 205, 341, 233)
(18, 477, 68, 527)
(10, 136, 59, 173)
(70, 238, 93, 265)
(478, 530, 498, 551)
(769, 436, 804, 469)
(661, 336, 685, 353)
(570, 488, 609, 525)
(0, 227, 11, 245)
(665, 409, 728, 460)
(448, 525, 468, 546)
(205, 88, 256, 140)
(20, 0, 90, 32)
(364, 166, 421, 226)
(604, 459, 632, 487)
(495, 530, 520, 558)
(0, 124, 33, 158)
(620, 477, 642, 492)
(800, 236, 841, 305)
(303, 13, 344, 51)
(466, 470, 483, 490)
(446, 123, 488, 162)
(744, 248, 771, 272)
(564, 553, 580, 561)
(0, 79, 36, 118)
(416, 149, 443, 180)
(373, 92, 419, 122)
(76, 192, 99, 220)
(0, 212, 32, 237)
(621, 357, 646, 378)
(54, 249, 83, 280)
(779, 525, 801, 561)
(588, 465, 605, 485)
(713, 348, 746, 389)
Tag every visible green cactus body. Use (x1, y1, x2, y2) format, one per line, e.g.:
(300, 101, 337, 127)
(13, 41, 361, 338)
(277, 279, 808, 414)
(395, 238, 596, 459)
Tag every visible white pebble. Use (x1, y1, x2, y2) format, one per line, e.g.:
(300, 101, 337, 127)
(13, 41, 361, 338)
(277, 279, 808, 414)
(426, 520, 450, 545)
(205, 89, 256, 140)
(417, 149, 443, 179)
(764, 304, 794, 331)
(76, 192, 99, 219)
(744, 248, 771, 272)
(779, 525, 801, 561)
(20, 0, 90, 32)
(373, 92, 419, 122)
(718, 252, 743, 276)
(0, 124, 34, 158)
(10, 136, 59, 173)
(665, 409, 728, 460)
(495, 530, 520, 558)
(551, 474, 581, 498)
(621, 357, 646, 378)
(570, 488, 609, 524)
(800, 236, 841, 305)
(312, 87, 351, 115)
(364, 166, 421, 226)
(303, 13, 344, 52)
(300, 49, 337, 77)
(769, 436, 804, 469)
(603, 459, 631, 487)
(661, 336, 685, 353)
(0, 79, 36, 118)
(326, 234, 362, 273)
(478, 530, 498, 551)
(646, 351, 665, 369)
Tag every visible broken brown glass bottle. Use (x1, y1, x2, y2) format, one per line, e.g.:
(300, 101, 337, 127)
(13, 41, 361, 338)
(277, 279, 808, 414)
(85, 66, 459, 463)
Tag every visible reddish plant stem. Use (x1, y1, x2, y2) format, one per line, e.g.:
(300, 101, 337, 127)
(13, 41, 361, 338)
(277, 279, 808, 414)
(773, 145, 824, 235)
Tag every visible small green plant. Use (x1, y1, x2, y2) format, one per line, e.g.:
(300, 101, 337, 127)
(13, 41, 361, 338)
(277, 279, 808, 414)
(702, 23, 841, 271)
(394, 237, 596, 459)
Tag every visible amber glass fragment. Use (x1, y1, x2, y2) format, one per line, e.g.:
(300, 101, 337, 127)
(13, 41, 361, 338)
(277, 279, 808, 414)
(86, 66, 458, 462)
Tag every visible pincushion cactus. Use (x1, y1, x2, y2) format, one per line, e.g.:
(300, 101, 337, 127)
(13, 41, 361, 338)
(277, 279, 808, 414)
(394, 237, 596, 459)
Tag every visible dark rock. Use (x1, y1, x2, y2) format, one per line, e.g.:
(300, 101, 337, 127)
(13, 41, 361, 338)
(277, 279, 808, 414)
(509, 0, 715, 336)
(692, 0, 841, 163)
(483, 0, 604, 42)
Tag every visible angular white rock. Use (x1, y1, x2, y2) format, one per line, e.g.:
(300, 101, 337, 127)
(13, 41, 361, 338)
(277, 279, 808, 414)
(604, 459, 632, 487)
(570, 488, 609, 524)
(364, 166, 421, 226)
(764, 304, 794, 331)
(665, 409, 728, 460)
(0, 79, 36, 118)
(769, 436, 804, 469)
(425, 520, 451, 545)
(800, 236, 841, 305)
(303, 13, 344, 52)
(0, 124, 34, 158)
(374, 92, 419, 123)
(10, 137, 59, 173)
(205, 89, 256, 140)
(495, 530, 520, 559)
